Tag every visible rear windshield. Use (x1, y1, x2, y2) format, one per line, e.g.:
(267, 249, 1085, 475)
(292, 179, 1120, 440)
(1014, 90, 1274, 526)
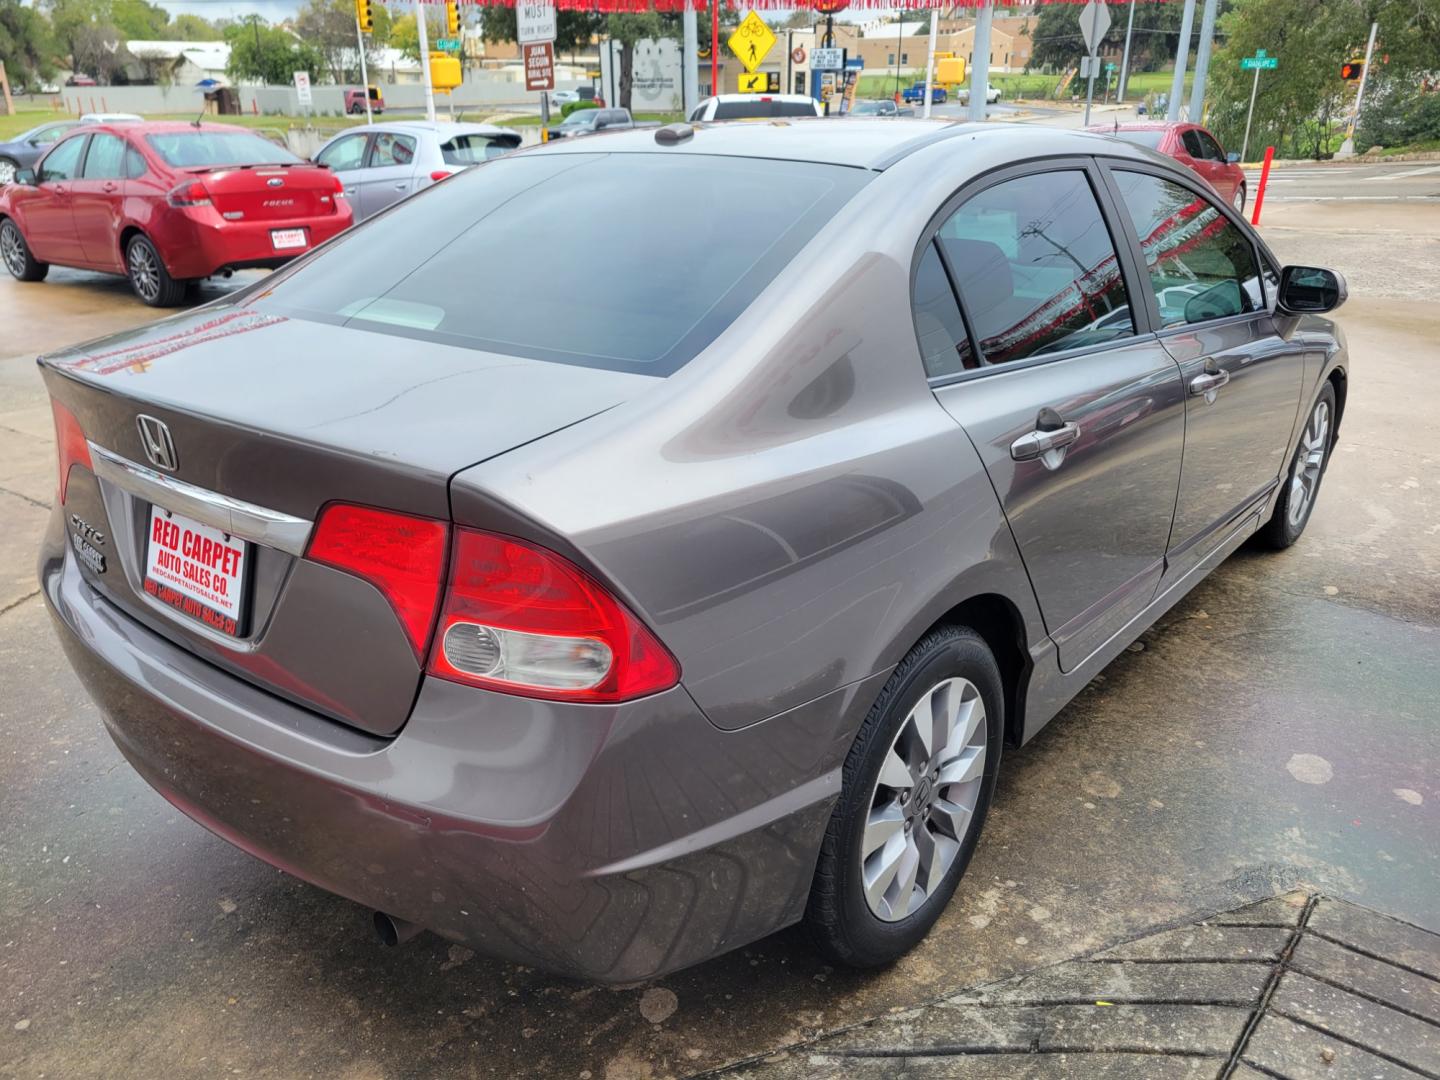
(1106, 130, 1166, 150)
(145, 131, 301, 168)
(440, 133, 520, 164)
(249, 152, 868, 375)
(714, 100, 817, 119)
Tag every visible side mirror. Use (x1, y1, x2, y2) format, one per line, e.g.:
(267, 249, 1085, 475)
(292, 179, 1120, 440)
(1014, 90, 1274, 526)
(1277, 265, 1347, 315)
(1226, 151, 1241, 164)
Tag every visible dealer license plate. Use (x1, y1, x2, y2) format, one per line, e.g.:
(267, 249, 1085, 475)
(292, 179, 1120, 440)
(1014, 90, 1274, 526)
(271, 228, 307, 251)
(143, 506, 249, 637)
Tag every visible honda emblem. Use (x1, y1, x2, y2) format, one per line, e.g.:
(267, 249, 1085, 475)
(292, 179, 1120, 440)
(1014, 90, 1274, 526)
(136, 415, 178, 471)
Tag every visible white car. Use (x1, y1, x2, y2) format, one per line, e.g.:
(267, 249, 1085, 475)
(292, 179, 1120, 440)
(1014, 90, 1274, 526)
(688, 93, 822, 122)
(78, 112, 144, 124)
(956, 86, 1003, 106)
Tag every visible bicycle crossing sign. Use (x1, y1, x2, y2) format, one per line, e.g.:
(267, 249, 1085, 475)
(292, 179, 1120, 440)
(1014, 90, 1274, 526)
(728, 11, 776, 75)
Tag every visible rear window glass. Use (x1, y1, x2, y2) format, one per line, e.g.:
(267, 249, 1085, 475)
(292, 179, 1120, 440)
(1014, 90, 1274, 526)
(1106, 130, 1165, 150)
(440, 133, 519, 164)
(145, 131, 300, 168)
(714, 100, 817, 119)
(250, 153, 868, 375)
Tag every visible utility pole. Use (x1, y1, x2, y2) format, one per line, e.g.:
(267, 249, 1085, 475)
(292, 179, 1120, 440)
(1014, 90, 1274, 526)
(683, 4, 698, 115)
(968, 0, 992, 123)
(1188, 0, 1221, 123)
(1167, 0, 1197, 121)
(922, 7, 938, 119)
(415, 0, 435, 122)
(354, 7, 373, 124)
(1116, 0, 1136, 103)
(1336, 20, 1379, 158)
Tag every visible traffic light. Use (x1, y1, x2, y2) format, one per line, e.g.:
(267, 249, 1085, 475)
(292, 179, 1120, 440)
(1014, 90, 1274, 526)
(354, 0, 372, 33)
(444, 0, 459, 38)
(1340, 60, 1364, 80)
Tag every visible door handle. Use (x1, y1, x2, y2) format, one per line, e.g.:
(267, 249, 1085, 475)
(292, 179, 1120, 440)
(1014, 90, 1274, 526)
(1011, 420, 1081, 465)
(394, 182, 408, 190)
(101, 182, 118, 193)
(1189, 364, 1231, 402)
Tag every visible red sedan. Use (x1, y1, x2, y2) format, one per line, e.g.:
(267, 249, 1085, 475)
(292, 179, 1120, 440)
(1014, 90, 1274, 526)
(0, 122, 352, 306)
(1089, 121, 1248, 213)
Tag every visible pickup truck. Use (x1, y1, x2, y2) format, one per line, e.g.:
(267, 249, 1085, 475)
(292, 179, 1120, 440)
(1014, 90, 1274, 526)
(547, 106, 657, 140)
(901, 83, 947, 105)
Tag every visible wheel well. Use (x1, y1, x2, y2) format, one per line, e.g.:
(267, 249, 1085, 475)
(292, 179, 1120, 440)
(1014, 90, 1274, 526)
(925, 594, 1029, 748)
(1327, 367, 1347, 441)
(119, 225, 144, 261)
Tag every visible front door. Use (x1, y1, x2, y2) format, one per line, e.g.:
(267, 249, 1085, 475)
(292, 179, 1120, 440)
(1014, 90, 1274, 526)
(70, 132, 131, 268)
(1103, 165, 1306, 580)
(358, 131, 418, 219)
(23, 134, 88, 265)
(314, 131, 371, 216)
(923, 164, 1186, 672)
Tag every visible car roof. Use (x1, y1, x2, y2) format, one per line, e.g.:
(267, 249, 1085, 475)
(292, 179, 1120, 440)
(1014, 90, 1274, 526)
(349, 120, 516, 138)
(702, 93, 816, 104)
(532, 119, 1160, 172)
(1091, 121, 1191, 132)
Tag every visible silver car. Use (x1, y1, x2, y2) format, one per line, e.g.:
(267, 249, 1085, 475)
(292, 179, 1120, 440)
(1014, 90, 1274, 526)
(39, 120, 1347, 982)
(312, 120, 521, 221)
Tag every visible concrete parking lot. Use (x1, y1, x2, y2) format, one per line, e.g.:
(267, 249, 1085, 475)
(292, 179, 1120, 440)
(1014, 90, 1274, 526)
(1, 163, 1436, 1079)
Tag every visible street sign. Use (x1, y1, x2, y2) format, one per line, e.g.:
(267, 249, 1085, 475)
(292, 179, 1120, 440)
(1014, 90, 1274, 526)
(1241, 49, 1278, 70)
(845, 57, 864, 71)
(435, 37, 460, 51)
(738, 72, 766, 94)
(811, 46, 843, 71)
(1079, 56, 1092, 78)
(1078, 0, 1112, 57)
(728, 10, 777, 75)
(517, 0, 556, 46)
(293, 70, 312, 108)
(524, 41, 555, 91)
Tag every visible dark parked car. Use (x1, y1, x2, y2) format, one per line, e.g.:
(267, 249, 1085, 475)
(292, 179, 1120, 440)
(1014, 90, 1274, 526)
(546, 106, 634, 140)
(0, 120, 81, 186)
(849, 99, 914, 117)
(1, 121, 353, 306)
(1091, 120, 1248, 211)
(38, 121, 1348, 982)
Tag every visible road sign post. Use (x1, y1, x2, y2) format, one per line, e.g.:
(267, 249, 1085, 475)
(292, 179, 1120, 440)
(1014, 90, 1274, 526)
(518, 1, 555, 139)
(293, 70, 313, 118)
(1239, 49, 1278, 163)
(353, 0, 373, 124)
(1078, 0, 1111, 127)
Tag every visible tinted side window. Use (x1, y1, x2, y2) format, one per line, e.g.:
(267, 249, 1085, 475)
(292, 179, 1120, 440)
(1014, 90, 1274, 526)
(317, 132, 368, 172)
(935, 170, 1135, 365)
(1197, 131, 1226, 160)
(913, 242, 976, 378)
(82, 133, 127, 179)
(1181, 130, 1205, 158)
(1112, 170, 1262, 327)
(39, 136, 86, 182)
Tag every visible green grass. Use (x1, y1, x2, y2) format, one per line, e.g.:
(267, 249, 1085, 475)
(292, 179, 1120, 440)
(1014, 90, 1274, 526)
(1376, 138, 1440, 156)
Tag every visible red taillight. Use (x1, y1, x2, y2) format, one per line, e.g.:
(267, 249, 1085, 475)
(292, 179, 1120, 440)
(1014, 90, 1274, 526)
(429, 170, 453, 182)
(427, 529, 679, 703)
(306, 504, 449, 661)
(167, 180, 211, 207)
(50, 399, 92, 503)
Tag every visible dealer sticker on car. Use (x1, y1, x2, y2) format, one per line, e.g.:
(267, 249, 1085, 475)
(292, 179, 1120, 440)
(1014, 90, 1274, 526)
(271, 228, 307, 251)
(143, 507, 247, 637)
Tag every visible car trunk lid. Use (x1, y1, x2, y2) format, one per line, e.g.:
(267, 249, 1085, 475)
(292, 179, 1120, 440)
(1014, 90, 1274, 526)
(185, 164, 340, 221)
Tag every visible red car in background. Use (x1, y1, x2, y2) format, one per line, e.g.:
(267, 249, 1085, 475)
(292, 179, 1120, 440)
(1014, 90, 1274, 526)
(1089, 121, 1248, 213)
(0, 122, 352, 306)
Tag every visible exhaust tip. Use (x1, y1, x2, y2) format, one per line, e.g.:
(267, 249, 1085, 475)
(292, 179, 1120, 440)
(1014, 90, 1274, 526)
(373, 910, 422, 947)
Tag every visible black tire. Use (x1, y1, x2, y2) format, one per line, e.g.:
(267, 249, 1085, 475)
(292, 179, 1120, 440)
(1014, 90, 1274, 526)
(0, 217, 48, 282)
(1234, 183, 1247, 216)
(804, 625, 1004, 968)
(1259, 381, 1336, 550)
(125, 234, 188, 307)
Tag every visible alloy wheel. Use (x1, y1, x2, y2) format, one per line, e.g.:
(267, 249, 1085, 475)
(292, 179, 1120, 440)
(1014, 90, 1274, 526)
(1287, 399, 1330, 527)
(1234, 186, 1246, 212)
(861, 677, 987, 922)
(128, 241, 160, 303)
(1, 222, 26, 277)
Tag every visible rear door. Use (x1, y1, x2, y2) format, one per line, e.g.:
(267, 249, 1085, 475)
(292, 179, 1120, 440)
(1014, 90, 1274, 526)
(924, 161, 1186, 672)
(23, 134, 88, 264)
(1102, 163, 1306, 582)
(357, 131, 418, 218)
(313, 130, 371, 212)
(71, 131, 131, 268)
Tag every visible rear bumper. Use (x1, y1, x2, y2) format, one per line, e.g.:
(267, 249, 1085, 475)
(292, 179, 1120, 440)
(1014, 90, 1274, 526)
(163, 209, 352, 280)
(41, 535, 872, 982)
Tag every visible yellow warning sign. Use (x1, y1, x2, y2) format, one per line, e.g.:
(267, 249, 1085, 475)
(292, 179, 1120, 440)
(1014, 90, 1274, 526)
(738, 72, 766, 93)
(728, 11, 776, 75)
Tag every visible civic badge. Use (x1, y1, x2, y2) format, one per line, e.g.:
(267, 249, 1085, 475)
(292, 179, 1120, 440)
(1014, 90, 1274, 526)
(136, 415, 177, 471)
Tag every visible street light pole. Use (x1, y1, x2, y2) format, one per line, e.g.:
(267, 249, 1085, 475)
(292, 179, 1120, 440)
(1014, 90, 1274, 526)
(354, 9, 373, 124)
(1188, 0, 1221, 123)
(1240, 62, 1261, 163)
(1167, 0, 1197, 121)
(414, 0, 436, 122)
(968, 0, 992, 123)
(1117, 0, 1136, 103)
(922, 7, 937, 119)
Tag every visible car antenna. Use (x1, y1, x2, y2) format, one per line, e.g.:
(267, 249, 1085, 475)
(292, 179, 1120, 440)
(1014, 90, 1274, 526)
(193, 103, 205, 128)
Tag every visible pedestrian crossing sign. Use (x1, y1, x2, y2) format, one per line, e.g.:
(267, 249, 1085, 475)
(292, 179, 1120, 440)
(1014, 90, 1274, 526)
(728, 11, 777, 75)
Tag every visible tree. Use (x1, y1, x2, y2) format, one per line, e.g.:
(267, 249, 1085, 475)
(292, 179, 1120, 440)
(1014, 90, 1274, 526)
(482, 7, 603, 60)
(1028, 0, 1196, 74)
(109, 0, 167, 40)
(0, 0, 58, 87)
(296, 0, 387, 84)
(388, 11, 444, 62)
(170, 13, 222, 41)
(607, 11, 663, 110)
(224, 17, 325, 85)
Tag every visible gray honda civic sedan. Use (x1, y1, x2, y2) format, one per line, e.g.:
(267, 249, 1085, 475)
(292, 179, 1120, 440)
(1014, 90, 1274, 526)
(39, 120, 1348, 981)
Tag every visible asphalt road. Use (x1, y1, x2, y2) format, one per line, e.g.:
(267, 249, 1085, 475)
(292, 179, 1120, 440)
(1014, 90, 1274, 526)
(1, 175, 1436, 1080)
(1245, 159, 1440, 204)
